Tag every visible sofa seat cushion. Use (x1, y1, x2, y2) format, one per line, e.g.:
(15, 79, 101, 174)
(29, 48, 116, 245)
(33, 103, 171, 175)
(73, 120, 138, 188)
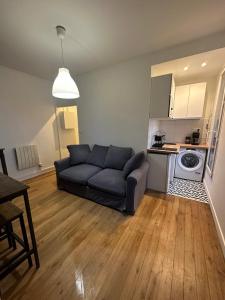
(59, 164, 102, 185)
(88, 168, 126, 197)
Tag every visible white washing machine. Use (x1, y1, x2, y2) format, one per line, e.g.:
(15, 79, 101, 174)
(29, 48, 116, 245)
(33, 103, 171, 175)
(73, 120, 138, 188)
(175, 148, 206, 182)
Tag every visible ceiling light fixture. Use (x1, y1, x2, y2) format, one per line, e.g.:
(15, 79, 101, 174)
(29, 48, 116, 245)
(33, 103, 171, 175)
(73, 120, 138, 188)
(184, 66, 189, 71)
(201, 62, 207, 67)
(52, 25, 80, 99)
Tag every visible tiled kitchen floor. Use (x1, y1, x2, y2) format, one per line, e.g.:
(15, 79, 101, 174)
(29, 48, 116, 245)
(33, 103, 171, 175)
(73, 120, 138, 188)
(168, 178, 209, 203)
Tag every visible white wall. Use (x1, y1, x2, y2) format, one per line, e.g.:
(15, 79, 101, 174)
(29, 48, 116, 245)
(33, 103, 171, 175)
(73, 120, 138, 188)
(77, 56, 150, 152)
(77, 31, 225, 152)
(0, 65, 60, 180)
(204, 71, 225, 257)
(204, 109, 225, 256)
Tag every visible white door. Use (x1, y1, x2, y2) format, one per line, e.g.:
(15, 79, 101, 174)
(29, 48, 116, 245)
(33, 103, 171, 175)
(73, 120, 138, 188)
(207, 72, 225, 175)
(173, 85, 189, 118)
(187, 82, 206, 118)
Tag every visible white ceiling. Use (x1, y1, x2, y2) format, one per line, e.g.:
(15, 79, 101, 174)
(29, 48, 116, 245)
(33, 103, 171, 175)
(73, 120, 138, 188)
(151, 47, 225, 83)
(0, 0, 225, 80)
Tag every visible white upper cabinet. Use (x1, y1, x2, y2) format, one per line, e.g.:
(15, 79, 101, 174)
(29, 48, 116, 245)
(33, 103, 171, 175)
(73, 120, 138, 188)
(172, 82, 206, 119)
(172, 85, 189, 118)
(187, 83, 206, 118)
(150, 75, 206, 119)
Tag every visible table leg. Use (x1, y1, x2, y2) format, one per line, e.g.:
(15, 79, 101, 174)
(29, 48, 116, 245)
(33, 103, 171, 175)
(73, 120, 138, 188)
(8, 223, 16, 250)
(0, 149, 8, 175)
(23, 190, 40, 268)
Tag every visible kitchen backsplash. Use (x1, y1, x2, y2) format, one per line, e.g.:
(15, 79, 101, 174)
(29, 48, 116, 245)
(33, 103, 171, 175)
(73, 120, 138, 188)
(148, 118, 209, 147)
(159, 119, 204, 143)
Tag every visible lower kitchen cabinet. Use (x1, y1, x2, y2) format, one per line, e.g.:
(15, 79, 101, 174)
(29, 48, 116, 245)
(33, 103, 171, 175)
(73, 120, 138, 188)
(147, 153, 176, 193)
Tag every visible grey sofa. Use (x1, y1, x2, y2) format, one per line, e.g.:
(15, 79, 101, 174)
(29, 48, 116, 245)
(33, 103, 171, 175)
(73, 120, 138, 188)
(54, 144, 149, 215)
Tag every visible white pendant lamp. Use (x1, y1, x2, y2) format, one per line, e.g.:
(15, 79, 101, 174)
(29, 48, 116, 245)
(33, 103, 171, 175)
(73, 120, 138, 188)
(52, 26, 80, 99)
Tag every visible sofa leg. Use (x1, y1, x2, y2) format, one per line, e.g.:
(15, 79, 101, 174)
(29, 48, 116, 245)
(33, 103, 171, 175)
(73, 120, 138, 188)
(57, 184, 64, 190)
(124, 210, 135, 216)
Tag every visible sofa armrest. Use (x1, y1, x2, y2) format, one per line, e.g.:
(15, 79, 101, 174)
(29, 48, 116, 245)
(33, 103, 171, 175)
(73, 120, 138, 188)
(125, 160, 149, 215)
(54, 157, 70, 174)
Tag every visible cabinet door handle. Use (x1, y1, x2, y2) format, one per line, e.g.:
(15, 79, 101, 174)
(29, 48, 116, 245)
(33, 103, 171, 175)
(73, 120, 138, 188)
(170, 107, 174, 119)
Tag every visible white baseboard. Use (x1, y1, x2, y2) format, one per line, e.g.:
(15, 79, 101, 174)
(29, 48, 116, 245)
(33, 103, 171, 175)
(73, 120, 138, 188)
(17, 165, 55, 181)
(204, 180, 225, 258)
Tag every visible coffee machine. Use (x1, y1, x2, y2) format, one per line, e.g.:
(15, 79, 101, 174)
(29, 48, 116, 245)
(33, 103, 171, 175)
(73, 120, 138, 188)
(192, 129, 200, 145)
(152, 133, 166, 148)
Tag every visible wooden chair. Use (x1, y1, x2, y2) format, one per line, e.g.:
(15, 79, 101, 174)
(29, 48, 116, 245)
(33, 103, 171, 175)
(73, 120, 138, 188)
(0, 202, 32, 279)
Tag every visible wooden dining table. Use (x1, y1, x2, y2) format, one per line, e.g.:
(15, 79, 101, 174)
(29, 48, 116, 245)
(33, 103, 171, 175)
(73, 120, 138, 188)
(0, 172, 40, 268)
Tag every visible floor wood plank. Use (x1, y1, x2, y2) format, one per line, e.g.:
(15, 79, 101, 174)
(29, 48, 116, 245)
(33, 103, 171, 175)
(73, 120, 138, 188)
(170, 198, 185, 300)
(191, 201, 211, 300)
(183, 200, 198, 300)
(198, 202, 225, 300)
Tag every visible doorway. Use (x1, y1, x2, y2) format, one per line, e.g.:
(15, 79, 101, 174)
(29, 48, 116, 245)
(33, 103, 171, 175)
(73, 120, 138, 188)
(55, 106, 79, 159)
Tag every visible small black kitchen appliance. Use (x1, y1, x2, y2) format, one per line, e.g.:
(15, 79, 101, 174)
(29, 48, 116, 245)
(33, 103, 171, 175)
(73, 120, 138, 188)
(192, 129, 200, 145)
(152, 134, 166, 148)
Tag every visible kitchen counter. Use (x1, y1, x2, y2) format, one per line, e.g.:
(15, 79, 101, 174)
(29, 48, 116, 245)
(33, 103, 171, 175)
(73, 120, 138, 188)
(147, 147, 179, 155)
(147, 143, 208, 155)
(178, 143, 208, 149)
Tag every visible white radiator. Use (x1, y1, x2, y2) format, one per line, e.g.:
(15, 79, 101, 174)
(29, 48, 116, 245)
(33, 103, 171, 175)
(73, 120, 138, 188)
(15, 145, 39, 170)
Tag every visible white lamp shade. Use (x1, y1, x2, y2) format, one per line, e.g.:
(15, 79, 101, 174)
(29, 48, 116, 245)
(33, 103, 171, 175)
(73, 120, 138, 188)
(52, 68, 80, 99)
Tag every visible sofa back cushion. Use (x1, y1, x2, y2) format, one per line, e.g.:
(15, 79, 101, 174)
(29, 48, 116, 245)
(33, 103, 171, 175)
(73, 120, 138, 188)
(104, 145, 133, 170)
(67, 144, 91, 166)
(123, 151, 145, 178)
(86, 144, 109, 168)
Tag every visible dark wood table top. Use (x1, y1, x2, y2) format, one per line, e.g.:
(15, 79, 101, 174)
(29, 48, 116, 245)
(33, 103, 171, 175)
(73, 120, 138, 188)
(0, 172, 29, 203)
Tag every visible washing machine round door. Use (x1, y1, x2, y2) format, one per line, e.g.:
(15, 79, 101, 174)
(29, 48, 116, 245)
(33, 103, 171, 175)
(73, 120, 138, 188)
(178, 150, 203, 172)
